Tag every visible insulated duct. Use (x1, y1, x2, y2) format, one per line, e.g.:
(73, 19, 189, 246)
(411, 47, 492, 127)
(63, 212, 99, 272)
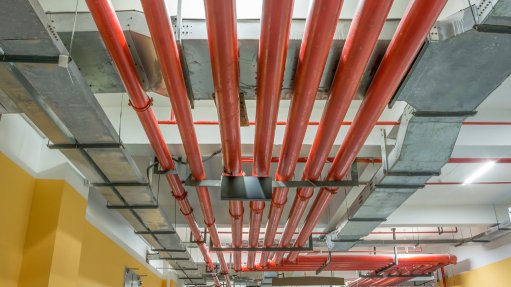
(326, 1, 511, 251)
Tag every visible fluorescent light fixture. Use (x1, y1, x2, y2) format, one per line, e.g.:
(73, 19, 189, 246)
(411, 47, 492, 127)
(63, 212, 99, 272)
(463, 161, 495, 185)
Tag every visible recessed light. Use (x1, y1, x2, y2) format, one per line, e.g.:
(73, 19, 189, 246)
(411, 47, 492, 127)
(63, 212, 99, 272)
(463, 161, 495, 185)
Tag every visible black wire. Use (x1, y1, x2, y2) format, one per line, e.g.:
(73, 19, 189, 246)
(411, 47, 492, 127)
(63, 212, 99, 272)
(172, 149, 221, 166)
(146, 160, 158, 183)
(202, 149, 222, 163)
(173, 156, 188, 165)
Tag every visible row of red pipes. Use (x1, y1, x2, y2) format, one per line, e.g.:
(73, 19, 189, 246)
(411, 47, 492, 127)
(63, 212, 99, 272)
(89, 0, 454, 282)
(259, 0, 345, 267)
(203, 0, 244, 272)
(85, 0, 229, 285)
(282, 0, 448, 264)
(273, 0, 394, 265)
(241, 254, 456, 287)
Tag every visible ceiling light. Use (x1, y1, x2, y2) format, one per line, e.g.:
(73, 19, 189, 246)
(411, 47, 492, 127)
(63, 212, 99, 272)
(463, 161, 495, 185)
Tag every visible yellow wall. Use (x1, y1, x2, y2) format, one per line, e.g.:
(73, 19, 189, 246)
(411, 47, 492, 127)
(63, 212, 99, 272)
(18, 180, 64, 287)
(78, 222, 163, 287)
(0, 153, 35, 287)
(0, 152, 167, 287)
(437, 257, 511, 287)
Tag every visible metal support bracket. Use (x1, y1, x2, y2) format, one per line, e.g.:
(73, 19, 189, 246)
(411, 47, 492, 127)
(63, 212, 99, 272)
(184, 179, 358, 188)
(375, 184, 425, 189)
(107, 204, 158, 210)
(47, 142, 123, 149)
(360, 273, 432, 279)
(385, 171, 440, 177)
(172, 267, 199, 271)
(135, 230, 176, 235)
(315, 251, 332, 275)
(209, 235, 314, 252)
(153, 162, 179, 175)
(0, 54, 72, 64)
(154, 257, 190, 261)
(92, 182, 150, 187)
(348, 217, 387, 222)
(412, 111, 477, 117)
(380, 128, 390, 173)
(152, 248, 187, 253)
(474, 24, 511, 34)
(185, 168, 358, 189)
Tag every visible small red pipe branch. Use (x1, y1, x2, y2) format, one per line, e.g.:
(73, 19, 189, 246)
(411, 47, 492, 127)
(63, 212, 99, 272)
(273, 0, 394, 265)
(248, 0, 294, 269)
(259, 0, 345, 267)
(203, 0, 244, 271)
(286, 0, 448, 263)
(441, 266, 448, 287)
(84, 0, 219, 279)
(139, 0, 229, 282)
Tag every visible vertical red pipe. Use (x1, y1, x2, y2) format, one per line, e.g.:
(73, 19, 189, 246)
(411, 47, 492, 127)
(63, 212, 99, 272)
(441, 267, 448, 287)
(272, 0, 393, 265)
(247, 0, 294, 269)
(84, 0, 219, 278)
(139, 0, 230, 283)
(287, 0, 448, 263)
(203, 0, 244, 271)
(260, 0, 344, 266)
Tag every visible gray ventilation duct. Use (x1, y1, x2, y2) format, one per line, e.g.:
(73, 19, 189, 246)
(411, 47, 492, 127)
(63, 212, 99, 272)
(46, 10, 400, 101)
(0, 0, 205, 284)
(326, 1, 511, 251)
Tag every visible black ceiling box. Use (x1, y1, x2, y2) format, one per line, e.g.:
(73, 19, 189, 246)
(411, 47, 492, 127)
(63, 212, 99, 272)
(221, 176, 273, 201)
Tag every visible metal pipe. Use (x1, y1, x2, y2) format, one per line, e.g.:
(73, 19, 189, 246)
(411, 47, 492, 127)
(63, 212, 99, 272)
(287, 0, 448, 263)
(84, 0, 217, 276)
(247, 0, 294, 269)
(203, 0, 244, 271)
(260, 0, 344, 267)
(139, 0, 229, 282)
(273, 0, 393, 265)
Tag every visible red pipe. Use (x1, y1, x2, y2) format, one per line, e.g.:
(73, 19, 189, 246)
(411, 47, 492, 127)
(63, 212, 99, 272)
(247, 0, 294, 269)
(441, 266, 448, 287)
(139, 0, 229, 283)
(273, 0, 394, 265)
(287, 0, 448, 263)
(241, 254, 456, 272)
(203, 0, 244, 271)
(260, 0, 344, 267)
(84, 0, 218, 278)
